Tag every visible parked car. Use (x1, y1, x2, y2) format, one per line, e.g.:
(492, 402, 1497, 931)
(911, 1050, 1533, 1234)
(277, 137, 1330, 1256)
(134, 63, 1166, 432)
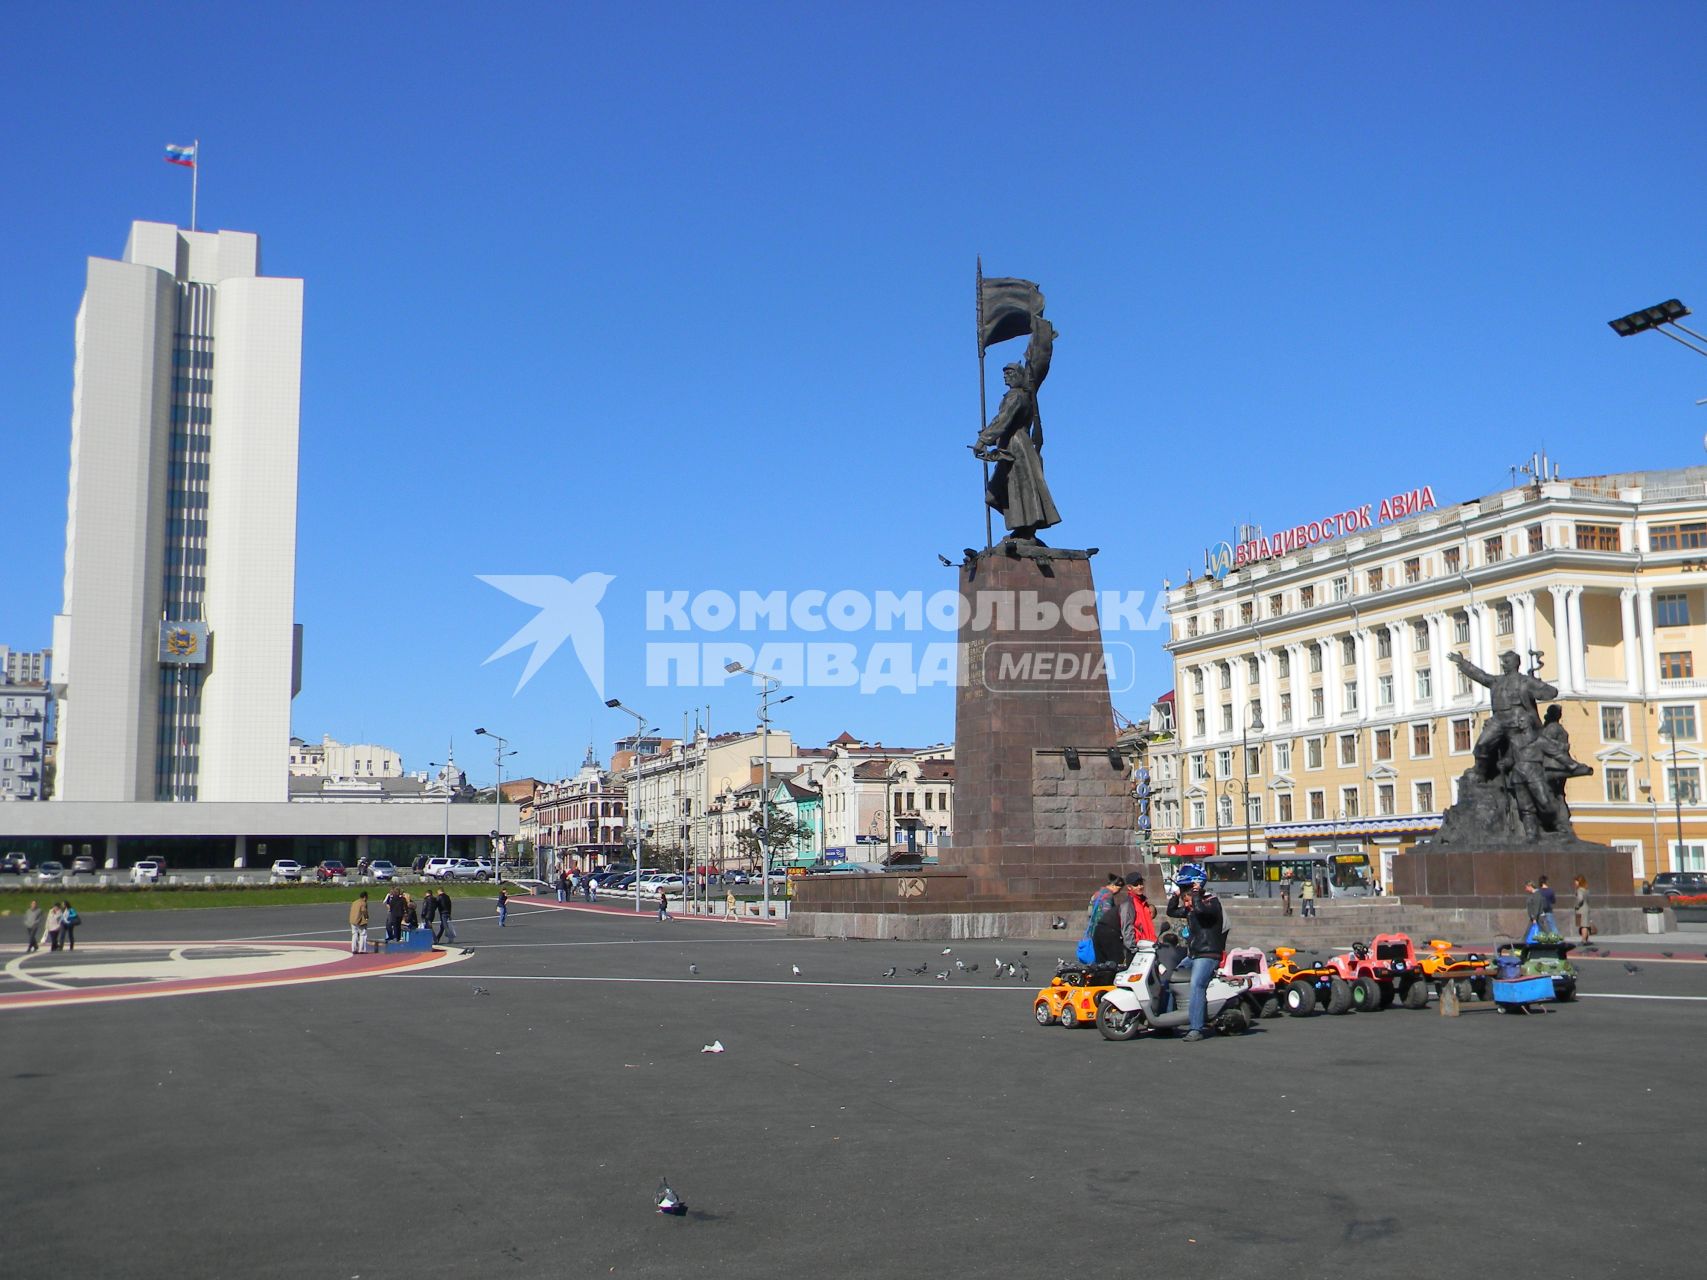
(423, 856, 456, 880)
(2, 852, 29, 874)
(36, 860, 65, 880)
(315, 860, 348, 882)
(71, 855, 98, 875)
(270, 859, 305, 882)
(368, 859, 396, 882)
(130, 859, 165, 885)
(438, 858, 492, 881)
(1648, 871, 1707, 900)
(721, 870, 750, 885)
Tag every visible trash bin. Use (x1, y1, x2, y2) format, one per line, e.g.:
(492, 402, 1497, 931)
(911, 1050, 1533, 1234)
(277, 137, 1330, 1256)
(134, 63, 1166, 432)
(1644, 908, 1664, 935)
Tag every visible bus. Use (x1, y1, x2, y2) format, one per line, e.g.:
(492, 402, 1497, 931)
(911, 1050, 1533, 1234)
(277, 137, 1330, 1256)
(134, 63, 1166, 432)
(1196, 850, 1375, 899)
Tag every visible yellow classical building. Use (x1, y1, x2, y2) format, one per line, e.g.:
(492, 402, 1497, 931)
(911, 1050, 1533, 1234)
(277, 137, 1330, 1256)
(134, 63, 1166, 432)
(1163, 464, 1707, 891)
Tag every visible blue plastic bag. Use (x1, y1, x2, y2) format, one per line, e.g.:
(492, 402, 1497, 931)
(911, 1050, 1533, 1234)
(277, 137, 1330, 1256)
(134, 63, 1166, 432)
(1075, 937, 1097, 964)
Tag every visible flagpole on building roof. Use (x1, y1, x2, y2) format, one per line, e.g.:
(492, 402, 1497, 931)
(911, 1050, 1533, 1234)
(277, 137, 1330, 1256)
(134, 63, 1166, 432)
(976, 257, 992, 551)
(191, 138, 200, 231)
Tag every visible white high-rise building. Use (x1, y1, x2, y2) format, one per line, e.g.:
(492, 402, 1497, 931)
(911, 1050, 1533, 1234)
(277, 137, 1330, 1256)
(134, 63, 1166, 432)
(52, 221, 303, 804)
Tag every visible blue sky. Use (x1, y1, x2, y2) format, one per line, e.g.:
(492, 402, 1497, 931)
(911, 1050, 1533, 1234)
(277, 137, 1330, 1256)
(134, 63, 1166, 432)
(3, 3, 1705, 786)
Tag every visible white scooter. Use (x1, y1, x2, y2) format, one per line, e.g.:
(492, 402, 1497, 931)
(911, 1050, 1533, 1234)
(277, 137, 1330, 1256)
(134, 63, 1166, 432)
(1095, 941, 1263, 1041)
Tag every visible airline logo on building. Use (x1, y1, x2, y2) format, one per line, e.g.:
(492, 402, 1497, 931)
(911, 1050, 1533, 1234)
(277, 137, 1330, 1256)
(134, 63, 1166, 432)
(1207, 486, 1437, 573)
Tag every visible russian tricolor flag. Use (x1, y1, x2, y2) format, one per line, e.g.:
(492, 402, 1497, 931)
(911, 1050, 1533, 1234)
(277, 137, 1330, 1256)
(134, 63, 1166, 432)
(165, 143, 197, 168)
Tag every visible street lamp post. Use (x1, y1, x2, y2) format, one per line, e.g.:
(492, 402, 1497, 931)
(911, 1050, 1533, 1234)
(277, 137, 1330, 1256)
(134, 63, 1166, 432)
(725, 660, 789, 921)
(1241, 706, 1264, 897)
(473, 728, 513, 879)
(428, 750, 453, 864)
(605, 699, 651, 913)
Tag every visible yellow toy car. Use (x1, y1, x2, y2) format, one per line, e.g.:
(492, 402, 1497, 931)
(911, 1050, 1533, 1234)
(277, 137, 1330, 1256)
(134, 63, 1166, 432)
(1033, 962, 1122, 1028)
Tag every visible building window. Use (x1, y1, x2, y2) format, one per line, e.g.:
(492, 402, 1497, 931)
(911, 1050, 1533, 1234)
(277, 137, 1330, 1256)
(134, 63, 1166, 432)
(1219, 662, 1232, 690)
(1453, 612, 1470, 644)
(1342, 636, 1357, 666)
(1246, 746, 1261, 775)
(1661, 651, 1695, 681)
(1338, 733, 1358, 766)
(1377, 675, 1394, 707)
(1343, 681, 1359, 713)
(1451, 717, 1472, 753)
(1416, 668, 1433, 700)
(1192, 754, 1209, 782)
(1667, 766, 1702, 805)
(1605, 768, 1630, 803)
(1413, 621, 1429, 652)
(1376, 631, 1393, 659)
(1279, 692, 1293, 722)
(1310, 688, 1324, 719)
(1194, 709, 1206, 736)
(1455, 667, 1472, 697)
(1245, 794, 1262, 825)
(1277, 650, 1291, 678)
(1240, 601, 1254, 625)
(1650, 522, 1707, 551)
(1247, 656, 1260, 684)
(1305, 737, 1324, 770)
(1309, 790, 1326, 820)
(1404, 557, 1421, 584)
(1340, 786, 1360, 818)
(1268, 593, 1284, 618)
(1309, 646, 1323, 674)
(1601, 705, 1627, 742)
(1300, 585, 1315, 609)
(1216, 749, 1233, 779)
(1221, 705, 1234, 733)
(1192, 669, 1205, 695)
(1273, 741, 1292, 773)
(1415, 780, 1435, 812)
(1218, 794, 1234, 826)
(1377, 783, 1396, 816)
(1484, 535, 1505, 564)
(1277, 793, 1294, 822)
(1576, 523, 1622, 552)
(1656, 592, 1690, 627)
(1190, 799, 1206, 828)
(1332, 577, 1349, 602)
(1661, 705, 1698, 741)
(1368, 568, 1385, 593)
(1212, 609, 1224, 631)
(1444, 546, 1461, 574)
(1527, 523, 1544, 554)
(1495, 603, 1513, 635)
(1187, 617, 1200, 638)
(1412, 723, 1433, 758)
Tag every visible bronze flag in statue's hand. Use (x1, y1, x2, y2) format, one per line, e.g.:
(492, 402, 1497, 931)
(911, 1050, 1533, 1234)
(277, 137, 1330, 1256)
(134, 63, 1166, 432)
(978, 277, 1045, 352)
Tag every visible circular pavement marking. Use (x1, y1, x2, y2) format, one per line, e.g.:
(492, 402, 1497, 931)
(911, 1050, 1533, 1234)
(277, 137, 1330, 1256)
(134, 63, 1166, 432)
(0, 940, 466, 1011)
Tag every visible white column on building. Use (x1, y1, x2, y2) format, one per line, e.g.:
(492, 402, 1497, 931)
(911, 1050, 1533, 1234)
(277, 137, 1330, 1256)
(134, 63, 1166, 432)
(1319, 639, 1338, 726)
(1565, 586, 1587, 694)
(1546, 585, 1573, 692)
(1390, 621, 1411, 716)
(1509, 592, 1534, 669)
(1256, 649, 1276, 732)
(1619, 587, 1642, 694)
(1197, 663, 1215, 740)
(1427, 612, 1449, 704)
(1355, 628, 1375, 722)
(1636, 587, 1659, 694)
(1286, 643, 1306, 728)
(1466, 602, 1488, 671)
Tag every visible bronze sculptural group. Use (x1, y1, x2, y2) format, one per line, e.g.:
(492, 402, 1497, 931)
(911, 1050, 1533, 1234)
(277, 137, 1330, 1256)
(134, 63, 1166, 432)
(1435, 650, 1594, 846)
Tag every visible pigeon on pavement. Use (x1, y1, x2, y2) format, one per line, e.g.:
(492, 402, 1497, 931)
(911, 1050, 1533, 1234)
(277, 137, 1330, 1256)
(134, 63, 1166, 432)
(1051, 917, 1068, 930)
(955, 959, 966, 970)
(1624, 962, 1643, 974)
(881, 967, 897, 978)
(966, 963, 979, 973)
(472, 986, 489, 996)
(1661, 951, 1675, 958)
(791, 964, 802, 976)
(656, 1176, 687, 1215)
(935, 971, 950, 981)
(688, 964, 700, 975)
(908, 963, 929, 975)
(942, 948, 953, 955)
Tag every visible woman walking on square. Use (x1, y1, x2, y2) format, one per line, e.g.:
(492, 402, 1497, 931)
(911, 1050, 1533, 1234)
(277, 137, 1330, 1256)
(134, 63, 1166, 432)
(43, 901, 65, 951)
(1573, 875, 1591, 946)
(60, 900, 79, 950)
(23, 899, 43, 952)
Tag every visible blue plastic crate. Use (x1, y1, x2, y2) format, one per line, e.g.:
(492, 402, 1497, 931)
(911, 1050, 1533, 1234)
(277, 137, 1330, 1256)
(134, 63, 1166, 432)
(1492, 975, 1555, 1005)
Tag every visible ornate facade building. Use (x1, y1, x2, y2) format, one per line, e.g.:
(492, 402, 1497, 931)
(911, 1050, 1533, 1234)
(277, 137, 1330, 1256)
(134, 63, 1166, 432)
(1166, 465, 1707, 889)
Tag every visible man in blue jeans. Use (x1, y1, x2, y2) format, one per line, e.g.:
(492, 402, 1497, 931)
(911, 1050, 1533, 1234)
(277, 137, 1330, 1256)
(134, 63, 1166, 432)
(1165, 865, 1228, 1042)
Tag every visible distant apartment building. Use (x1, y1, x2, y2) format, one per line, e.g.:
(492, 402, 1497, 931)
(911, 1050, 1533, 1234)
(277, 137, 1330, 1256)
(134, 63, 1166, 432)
(1, 647, 51, 685)
(0, 682, 51, 801)
(816, 733, 955, 860)
(532, 748, 629, 870)
(289, 735, 404, 780)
